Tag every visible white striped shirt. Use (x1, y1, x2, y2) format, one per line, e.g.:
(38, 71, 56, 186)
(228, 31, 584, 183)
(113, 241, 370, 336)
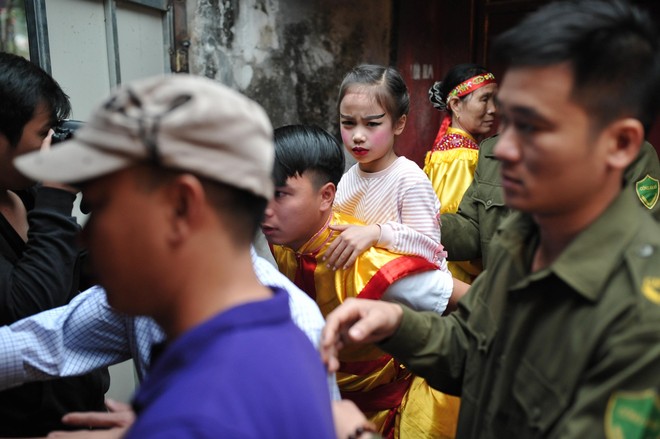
(335, 156, 448, 269)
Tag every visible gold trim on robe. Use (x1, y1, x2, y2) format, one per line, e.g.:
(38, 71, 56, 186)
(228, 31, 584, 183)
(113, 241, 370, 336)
(424, 126, 482, 283)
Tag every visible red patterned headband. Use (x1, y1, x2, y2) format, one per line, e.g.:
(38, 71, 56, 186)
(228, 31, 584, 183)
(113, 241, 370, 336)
(448, 72, 496, 100)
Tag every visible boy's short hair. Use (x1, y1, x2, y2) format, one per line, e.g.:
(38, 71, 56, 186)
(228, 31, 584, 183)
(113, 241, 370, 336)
(493, 0, 660, 132)
(273, 124, 345, 189)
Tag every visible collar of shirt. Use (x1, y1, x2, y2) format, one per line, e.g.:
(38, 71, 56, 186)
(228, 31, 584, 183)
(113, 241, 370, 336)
(496, 187, 642, 302)
(132, 286, 290, 414)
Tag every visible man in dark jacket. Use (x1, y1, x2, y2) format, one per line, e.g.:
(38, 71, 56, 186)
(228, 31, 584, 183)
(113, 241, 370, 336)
(0, 52, 108, 436)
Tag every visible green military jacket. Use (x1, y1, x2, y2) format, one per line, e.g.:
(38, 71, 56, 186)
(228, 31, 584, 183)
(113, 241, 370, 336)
(441, 136, 660, 268)
(382, 188, 660, 438)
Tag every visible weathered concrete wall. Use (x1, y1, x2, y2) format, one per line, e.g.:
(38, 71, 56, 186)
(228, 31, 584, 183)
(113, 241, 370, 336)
(188, 0, 392, 136)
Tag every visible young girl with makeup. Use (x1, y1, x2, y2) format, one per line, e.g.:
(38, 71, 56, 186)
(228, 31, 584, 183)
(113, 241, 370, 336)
(325, 64, 448, 275)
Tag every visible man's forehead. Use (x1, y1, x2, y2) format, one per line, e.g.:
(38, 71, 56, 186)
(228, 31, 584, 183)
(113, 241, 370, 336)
(497, 64, 575, 113)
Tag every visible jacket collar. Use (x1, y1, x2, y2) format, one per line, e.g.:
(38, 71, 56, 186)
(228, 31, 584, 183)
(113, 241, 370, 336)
(498, 188, 641, 302)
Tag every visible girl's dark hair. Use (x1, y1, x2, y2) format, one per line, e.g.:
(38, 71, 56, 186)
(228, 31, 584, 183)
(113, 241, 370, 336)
(337, 64, 409, 121)
(273, 124, 345, 189)
(428, 63, 489, 114)
(0, 52, 71, 146)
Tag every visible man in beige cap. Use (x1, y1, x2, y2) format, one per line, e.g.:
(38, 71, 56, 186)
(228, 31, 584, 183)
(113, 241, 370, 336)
(15, 74, 336, 439)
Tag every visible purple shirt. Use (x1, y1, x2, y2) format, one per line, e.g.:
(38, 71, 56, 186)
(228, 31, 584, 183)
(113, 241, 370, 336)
(126, 287, 335, 438)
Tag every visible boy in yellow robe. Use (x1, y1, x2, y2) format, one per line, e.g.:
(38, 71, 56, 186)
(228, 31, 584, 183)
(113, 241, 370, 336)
(261, 124, 468, 439)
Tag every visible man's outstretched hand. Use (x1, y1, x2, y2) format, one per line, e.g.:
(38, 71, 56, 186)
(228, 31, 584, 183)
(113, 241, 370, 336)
(321, 298, 403, 373)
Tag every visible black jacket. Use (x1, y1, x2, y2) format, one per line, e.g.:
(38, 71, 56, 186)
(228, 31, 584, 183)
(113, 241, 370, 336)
(0, 186, 108, 436)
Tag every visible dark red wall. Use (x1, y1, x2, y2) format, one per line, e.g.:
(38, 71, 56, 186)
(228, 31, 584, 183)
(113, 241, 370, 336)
(393, 0, 476, 167)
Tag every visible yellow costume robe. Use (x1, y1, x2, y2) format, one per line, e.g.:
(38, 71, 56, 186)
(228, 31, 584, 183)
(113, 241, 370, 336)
(271, 212, 460, 439)
(424, 126, 482, 283)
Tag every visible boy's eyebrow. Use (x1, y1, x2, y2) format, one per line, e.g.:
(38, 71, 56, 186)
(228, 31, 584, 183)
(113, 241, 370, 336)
(339, 113, 386, 120)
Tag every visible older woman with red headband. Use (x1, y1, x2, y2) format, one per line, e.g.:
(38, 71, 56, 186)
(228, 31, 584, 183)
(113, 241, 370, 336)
(425, 64, 497, 283)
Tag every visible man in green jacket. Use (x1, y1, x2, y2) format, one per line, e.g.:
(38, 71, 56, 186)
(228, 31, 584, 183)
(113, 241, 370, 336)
(321, 1, 660, 438)
(441, 136, 660, 269)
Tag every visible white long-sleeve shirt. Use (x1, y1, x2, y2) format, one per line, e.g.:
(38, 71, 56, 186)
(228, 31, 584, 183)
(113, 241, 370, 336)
(335, 156, 448, 269)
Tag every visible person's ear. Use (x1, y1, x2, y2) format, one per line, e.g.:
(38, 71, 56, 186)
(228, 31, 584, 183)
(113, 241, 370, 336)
(393, 114, 407, 135)
(319, 181, 336, 213)
(167, 174, 205, 245)
(604, 118, 644, 171)
(447, 96, 461, 116)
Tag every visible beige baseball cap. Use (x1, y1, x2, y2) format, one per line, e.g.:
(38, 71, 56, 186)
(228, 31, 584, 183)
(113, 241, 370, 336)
(14, 74, 275, 200)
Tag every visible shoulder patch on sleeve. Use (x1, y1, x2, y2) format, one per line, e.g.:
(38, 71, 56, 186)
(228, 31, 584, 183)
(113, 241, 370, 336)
(636, 174, 659, 210)
(605, 389, 660, 439)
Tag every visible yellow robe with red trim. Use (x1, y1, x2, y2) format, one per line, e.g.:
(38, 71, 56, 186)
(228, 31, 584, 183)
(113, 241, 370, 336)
(272, 212, 460, 439)
(424, 126, 482, 283)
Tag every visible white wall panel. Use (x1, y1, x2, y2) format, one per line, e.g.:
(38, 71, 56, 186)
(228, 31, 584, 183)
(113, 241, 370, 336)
(116, 0, 169, 83)
(45, 0, 111, 121)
